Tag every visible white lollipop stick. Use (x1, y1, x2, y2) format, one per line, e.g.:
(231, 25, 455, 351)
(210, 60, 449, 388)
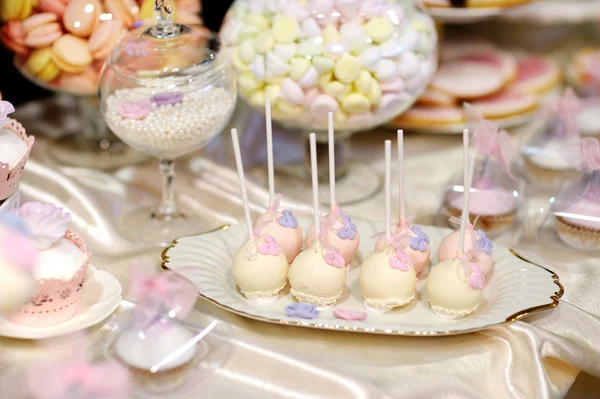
(328, 112, 336, 210)
(266, 99, 275, 206)
(385, 140, 392, 241)
(457, 152, 476, 256)
(231, 128, 254, 238)
(397, 129, 405, 220)
(310, 133, 320, 236)
(462, 128, 469, 196)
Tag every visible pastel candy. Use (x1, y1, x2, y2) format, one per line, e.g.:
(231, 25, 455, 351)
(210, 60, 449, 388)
(239, 39, 256, 63)
(336, 0, 361, 20)
(265, 51, 289, 78)
(301, 18, 322, 37)
(397, 51, 419, 78)
(363, 17, 393, 43)
(368, 80, 382, 105)
(239, 72, 265, 95)
(342, 92, 370, 114)
(283, 1, 309, 21)
(379, 38, 402, 58)
(281, 78, 304, 105)
(375, 59, 397, 82)
(360, 1, 387, 18)
(405, 74, 423, 93)
(290, 57, 311, 81)
(354, 69, 373, 94)
(298, 66, 319, 88)
(324, 42, 349, 58)
(322, 24, 340, 42)
(348, 112, 373, 125)
(357, 46, 381, 69)
(296, 39, 323, 56)
(272, 16, 299, 44)
(313, 56, 334, 73)
(254, 32, 274, 54)
(334, 110, 348, 125)
(273, 44, 296, 63)
(250, 55, 266, 80)
(401, 28, 419, 52)
(334, 55, 361, 84)
(380, 78, 405, 93)
(324, 81, 351, 99)
(312, 0, 334, 15)
(266, 0, 283, 13)
(339, 22, 363, 43)
(303, 87, 320, 107)
(265, 84, 281, 103)
(348, 35, 370, 55)
(249, 90, 266, 108)
(311, 94, 339, 120)
(238, 25, 260, 42)
(244, 13, 270, 30)
(277, 99, 304, 118)
(318, 71, 333, 88)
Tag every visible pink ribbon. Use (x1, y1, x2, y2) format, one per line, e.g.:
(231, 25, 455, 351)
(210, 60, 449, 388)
(244, 220, 274, 260)
(460, 254, 485, 290)
(581, 137, 600, 171)
(540, 89, 582, 138)
(448, 216, 480, 251)
(318, 230, 345, 268)
(464, 103, 520, 179)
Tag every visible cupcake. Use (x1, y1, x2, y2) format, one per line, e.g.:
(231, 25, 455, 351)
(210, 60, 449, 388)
(6, 202, 90, 327)
(0, 100, 35, 204)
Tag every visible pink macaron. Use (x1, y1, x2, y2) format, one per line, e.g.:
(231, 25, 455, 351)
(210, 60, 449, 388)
(88, 19, 126, 60)
(37, 0, 67, 17)
(63, 0, 102, 37)
(23, 13, 63, 48)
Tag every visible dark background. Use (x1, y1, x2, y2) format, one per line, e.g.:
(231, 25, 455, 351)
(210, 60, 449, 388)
(0, 0, 233, 105)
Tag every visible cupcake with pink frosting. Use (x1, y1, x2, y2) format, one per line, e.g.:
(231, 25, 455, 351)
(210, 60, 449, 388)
(7, 202, 90, 327)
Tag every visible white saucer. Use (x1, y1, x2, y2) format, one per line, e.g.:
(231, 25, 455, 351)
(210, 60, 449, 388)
(0, 265, 122, 339)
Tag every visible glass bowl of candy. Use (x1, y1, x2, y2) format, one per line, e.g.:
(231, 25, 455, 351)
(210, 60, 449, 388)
(0, 0, 202, 169)
(99, 4, 237, 245)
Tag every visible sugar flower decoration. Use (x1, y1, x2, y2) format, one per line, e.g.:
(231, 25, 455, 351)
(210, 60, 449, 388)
(151, 92, 183, 106)
(15, 202, 71, 250)
(118, 99, 153, 120)
(258, 235, 283, 256)
(409, 225, 430, 252)
(468, 263, 485, 290)
(333, 308, 367, 321)
(0, 100, 15, 128)
(337, 214, 358, 240)
(389, 248, 413, 271)
(324, 250, 345, 268)
(278, 210, 298, 228)
(285, 302, 320, 319)
(476, 229, 493, 255)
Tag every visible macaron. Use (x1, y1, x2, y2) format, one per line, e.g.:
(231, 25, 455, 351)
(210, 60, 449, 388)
(22, 13, 62, 48)
(58, 68, 98, 95)
(52, 34, 92, 73)
(1, 0, 35, 22)
(63, 0, 102, 37)
(26, 47, 60, 82)
(37, 0, 67, 17)
(88, 19, 125, 60)
(0, 21, 28, 55)
(105, 0, 134, 28)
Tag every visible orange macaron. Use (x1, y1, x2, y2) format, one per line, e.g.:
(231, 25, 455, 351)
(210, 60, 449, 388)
(51, 34, 92, 73)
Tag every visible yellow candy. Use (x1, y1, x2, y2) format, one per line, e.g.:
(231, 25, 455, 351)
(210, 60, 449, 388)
(322, 24, 339, 43)
(318, 71, 333, 88)
(313, 56, 334, 73)
(254, 32, 275, 54)
(18, 0, 33, 20)
(265, 85, 281, 104)
(27, 47, 52, 75)
(232, 49, 250, 72)
(239, 39, 256, 64)
(342, 93, 371, 114)
(249, 90, 266, 109)
(335, 111, 348, 126)
(334, 56, 361, 84)
(324, 81, 350, 99)
(364, 18, 393, 43)
(237, 25, 260, 42)
(37, 61, 60, 82)
(355, 70, 373, 94)
(0, 0, 21, 21)
(244, 12, 270, 30)
(368, 80, 382, 106)
(272, 16, 299, 44)
(238, 72, 265, 95)
(290, 57, 311, 81)
(266, 76, 285, 85)
(277, 99, 303, 118)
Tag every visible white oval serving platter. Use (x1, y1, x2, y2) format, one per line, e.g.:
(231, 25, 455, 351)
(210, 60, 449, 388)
(162, 219, 562, 336)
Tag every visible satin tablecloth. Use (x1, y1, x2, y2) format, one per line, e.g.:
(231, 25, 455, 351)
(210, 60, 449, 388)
(1, 97, 599, 398)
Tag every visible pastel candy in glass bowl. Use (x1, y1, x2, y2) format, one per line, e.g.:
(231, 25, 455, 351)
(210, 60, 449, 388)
(220, 0, 438, 133)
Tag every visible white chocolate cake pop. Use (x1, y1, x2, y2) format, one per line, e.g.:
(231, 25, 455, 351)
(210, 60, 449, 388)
(305, 113, 359, 265)
(252, 100, 303, 263)
(437, 223, 494, 276)
(427, 133, 485, 319)
(360, 140, 417, 313)
(230, 128, 288, 300)
(289, 133, 346, 308)
(375, 130, 430, 275)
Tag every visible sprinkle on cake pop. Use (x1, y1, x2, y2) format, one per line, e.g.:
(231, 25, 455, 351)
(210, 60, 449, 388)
(375, 129, 430, 274)
(427, 133, 486, 319)
(360, 140, 417, 313)
(252, 99, 303, 263)
(230, 128, 289, 300)
(288, 133, 347, 309)
(305, 112, 359, 266)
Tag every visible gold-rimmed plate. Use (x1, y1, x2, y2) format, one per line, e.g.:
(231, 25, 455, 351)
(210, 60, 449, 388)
(161, 219, 563, 336)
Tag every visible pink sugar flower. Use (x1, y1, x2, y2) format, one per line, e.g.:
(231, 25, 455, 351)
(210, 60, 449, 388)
(118, 99, 153, 120)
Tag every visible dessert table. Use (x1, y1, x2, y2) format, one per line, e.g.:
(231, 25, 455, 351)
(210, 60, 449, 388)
(1, 97, 599, 398)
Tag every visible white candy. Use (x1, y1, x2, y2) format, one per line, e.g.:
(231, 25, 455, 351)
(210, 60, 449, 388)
(312, 0, 334, 15)
(250, 55, 266, 80)
(313, 56, 334, 73)
(239, 39, 256, 63)
(396, 51, 419, 78)
(301, 18, 322, 37)
(360, 1, 386, 18)
(379, 78, 405, 93)
(379, 38, 402, 58)
(322, 24, 340, 42)
(400, 28, 419, 52)
(298, 66, 319, 88)
(380, 92, 409, 113)
(339, 22, 363, 43)
(265, 52, 290, 79)
(404, 73, 423, 93)
(323, 42, 349, 58)
(283, 1, 310, 21)
(290, 57, 311, 81)
(281, 78, 305, 105)
(357, 46, 381, 69)
(296, 39, 323, 56)
(220, 20, 241, 45)
(375, 59, 397, 82)
(273, 44, 296, 63)
(336, 0, 361, 21)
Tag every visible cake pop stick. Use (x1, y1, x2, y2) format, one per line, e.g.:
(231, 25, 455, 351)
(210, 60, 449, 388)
(266, 99, 275, 206)
(231, 128, 254, 238)
(385, 140, 392, 241)
(328, 112, 336, 210)
(310, 132, 320, 236)
(457, 152, 476, 257)
(397, 130, 405, 220)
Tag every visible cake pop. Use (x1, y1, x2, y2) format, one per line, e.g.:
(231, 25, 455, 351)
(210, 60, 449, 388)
(360, 140, 417, 313)
(427, 137, 486, 319)
(230, 128, 289, 300)
(252, 100, 303, 263)
(288, 133, 346, 309)
(304, 112, 359, 265)
(375, 129, 430, 275)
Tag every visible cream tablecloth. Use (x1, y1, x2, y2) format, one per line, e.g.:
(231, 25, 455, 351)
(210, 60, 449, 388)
(1, 97, 599, 398)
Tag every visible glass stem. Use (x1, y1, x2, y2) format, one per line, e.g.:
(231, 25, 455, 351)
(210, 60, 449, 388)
(156, 158, 178, 220)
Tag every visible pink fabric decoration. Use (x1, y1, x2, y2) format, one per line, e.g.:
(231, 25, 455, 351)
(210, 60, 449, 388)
(333, 308, 367, 321)
(0, 100, 15, 127)
(389, 248, 413, 271)
(128, 262, 197, 322)
(464, 103, 520, 178)
(118, 99, 153, 120)
(468, 263, 486, 290)
(316, 217, 346, 268)
(581, 137, 600, 171)
(258, 235, 283, 256)
(541, 89, 582, 138)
